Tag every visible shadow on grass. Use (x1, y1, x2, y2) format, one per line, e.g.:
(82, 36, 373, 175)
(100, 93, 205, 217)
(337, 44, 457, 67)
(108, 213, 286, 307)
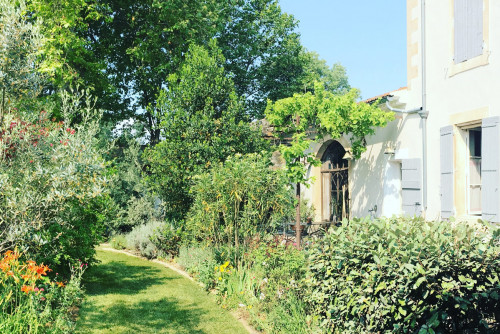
(78, 297, 207, 334)
(83, 259, 172, 296)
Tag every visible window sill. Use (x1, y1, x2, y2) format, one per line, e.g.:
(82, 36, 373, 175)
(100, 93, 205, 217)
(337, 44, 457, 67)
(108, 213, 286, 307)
(448, 52, 490, 77)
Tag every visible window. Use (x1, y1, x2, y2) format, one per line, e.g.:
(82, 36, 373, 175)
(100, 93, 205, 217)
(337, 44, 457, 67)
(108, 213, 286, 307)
(454, 0, 483, 64)
(320, 141, 349, 222)
(467, 128, 482, 214)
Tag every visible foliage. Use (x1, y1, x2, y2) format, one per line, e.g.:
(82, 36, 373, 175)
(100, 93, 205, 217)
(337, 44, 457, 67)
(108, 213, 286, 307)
(0, 250, 86, 333)
(176, 244, 218, 289)
(210, 237, 311, 333)
(186, 153, 291, 248)
(109, 235, 127, 250)
(149, 223, 184, 258)
(144, 43, 269, 219)
(26, 0, 117, 119)
(112, 195, 164, 234)
(283, 196, 316, 223)
(216, 0, 304, 119)
(265, 82, 394, 185)
(299, 50, 350, 95)
(125, 221, 164, 259)
(0, 0, 45, 118)
(306, 217, 500, 333)
(0, 91, 112, 272)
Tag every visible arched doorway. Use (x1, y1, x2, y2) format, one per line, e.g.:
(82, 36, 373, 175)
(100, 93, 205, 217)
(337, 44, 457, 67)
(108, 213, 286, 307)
(320, 141, 349, 221)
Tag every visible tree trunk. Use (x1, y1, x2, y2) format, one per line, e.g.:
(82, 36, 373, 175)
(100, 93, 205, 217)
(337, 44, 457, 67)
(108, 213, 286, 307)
(295, 182, 301, 247)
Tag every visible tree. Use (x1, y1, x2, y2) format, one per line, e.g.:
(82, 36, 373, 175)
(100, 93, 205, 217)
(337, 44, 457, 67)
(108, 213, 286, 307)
(217, 0, 304, 119)
(27, 0, 314, 141)
(299, 50, 350, 95)
(143, 42, 269, 219)
(0, 0, 45, 123)
(265, 82, 394, 245)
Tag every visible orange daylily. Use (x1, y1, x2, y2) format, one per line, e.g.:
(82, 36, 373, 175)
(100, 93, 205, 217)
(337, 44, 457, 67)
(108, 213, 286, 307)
(21, 285, 33, 294)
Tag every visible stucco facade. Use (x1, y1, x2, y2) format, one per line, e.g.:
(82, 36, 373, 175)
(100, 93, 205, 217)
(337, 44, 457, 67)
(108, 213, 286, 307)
(306, 0, 500, 223)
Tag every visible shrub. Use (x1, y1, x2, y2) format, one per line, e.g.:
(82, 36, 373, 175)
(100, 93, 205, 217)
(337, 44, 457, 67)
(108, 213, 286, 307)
(0, 249, 86, 333)
(114, 195, 164, 234)
(209, 238, 311, 333)
(176, 244, 217, 288)
(0, 95, 112, 273)
(125, 221, 164, 259)
(149, 222, 184, 258)
(110, 235, 127, 250)
(186, 153, 291, 249)
(306, 217, 500, 333)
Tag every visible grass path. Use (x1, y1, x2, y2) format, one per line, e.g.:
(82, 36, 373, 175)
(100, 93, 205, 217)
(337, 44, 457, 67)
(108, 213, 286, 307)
(76, 248, 249, 334)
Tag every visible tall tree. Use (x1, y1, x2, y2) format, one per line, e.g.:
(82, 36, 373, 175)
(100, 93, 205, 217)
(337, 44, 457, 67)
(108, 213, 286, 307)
(144, 42, 269, 219)
(216, 0, 304, 119)
(0, 0, 45, 121)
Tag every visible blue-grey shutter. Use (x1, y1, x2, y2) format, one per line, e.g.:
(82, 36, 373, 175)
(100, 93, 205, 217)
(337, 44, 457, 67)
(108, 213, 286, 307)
(481, 117, 500, 222)
(402, 159, 422, 216)
(467, 0, 483, 59)
(454, 0, 483, 64)
(440, 126, 454, 219)
(454, 0, 468, 63)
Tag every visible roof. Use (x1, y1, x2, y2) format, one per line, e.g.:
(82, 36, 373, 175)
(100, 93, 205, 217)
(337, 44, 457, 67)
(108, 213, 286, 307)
(363, 86, 407, 104)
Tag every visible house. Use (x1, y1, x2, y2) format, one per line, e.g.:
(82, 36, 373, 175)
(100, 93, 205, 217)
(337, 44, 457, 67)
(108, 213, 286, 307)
(304, 0, 500, 223)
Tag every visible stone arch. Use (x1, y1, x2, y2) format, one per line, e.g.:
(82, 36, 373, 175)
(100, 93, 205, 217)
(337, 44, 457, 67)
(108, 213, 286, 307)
(316, 140, 350, 222)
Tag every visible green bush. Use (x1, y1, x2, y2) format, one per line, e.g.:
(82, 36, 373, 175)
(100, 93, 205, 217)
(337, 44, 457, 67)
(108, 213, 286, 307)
(115, 195, 164, 234)
(186, 153, 291, 249)
(110, 235, 127, 250)
(0, 96, 112, 273)
(149, 222, 184, 258)
(125, 221, 164, 259)
(176, 244, 217, 288)
(306, 217, 500, 333)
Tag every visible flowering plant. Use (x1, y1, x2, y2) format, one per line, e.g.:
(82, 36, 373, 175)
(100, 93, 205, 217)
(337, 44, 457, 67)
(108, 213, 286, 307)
(0, 92, 113, 272)
(0, 249, 86, 333)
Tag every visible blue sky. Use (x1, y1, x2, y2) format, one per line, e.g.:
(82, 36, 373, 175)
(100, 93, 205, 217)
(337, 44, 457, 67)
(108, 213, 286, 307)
(279, 0, 407, 100)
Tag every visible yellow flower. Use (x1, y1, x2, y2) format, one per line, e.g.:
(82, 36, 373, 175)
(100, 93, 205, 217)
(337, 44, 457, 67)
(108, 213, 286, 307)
(218, 277, 222, 281)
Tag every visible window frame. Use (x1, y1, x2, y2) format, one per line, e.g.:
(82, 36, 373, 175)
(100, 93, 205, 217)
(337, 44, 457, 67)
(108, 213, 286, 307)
(465, 127, 482, 215)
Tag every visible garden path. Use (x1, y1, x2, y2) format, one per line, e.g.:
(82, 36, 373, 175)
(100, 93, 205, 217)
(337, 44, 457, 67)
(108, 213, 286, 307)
(75, 248, 249, 334)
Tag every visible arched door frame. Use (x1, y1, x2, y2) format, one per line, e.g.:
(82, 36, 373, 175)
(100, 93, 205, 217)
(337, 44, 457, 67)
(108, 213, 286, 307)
(316, 138, 351, 222)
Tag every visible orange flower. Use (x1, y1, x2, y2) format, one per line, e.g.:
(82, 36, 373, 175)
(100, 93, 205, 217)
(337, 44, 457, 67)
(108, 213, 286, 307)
(56, 282, 65, 288)
(36, 264, 51, 276)
(21, 285, 33, 294)
(0, 262, 10, 272)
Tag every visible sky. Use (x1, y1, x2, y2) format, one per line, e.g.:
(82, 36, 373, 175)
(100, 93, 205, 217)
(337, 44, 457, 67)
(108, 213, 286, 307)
(279, 0, 407, 100)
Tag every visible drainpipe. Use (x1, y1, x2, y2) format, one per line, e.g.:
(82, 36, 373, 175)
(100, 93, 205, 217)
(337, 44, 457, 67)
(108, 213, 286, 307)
(384, 0, 428, 216)
(419, 0, 429, 215)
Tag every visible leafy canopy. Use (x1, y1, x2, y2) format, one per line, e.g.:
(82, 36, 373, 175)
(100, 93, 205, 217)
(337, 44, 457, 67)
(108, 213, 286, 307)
(265, 82, 394, 184)
(144, 42, 269, 219)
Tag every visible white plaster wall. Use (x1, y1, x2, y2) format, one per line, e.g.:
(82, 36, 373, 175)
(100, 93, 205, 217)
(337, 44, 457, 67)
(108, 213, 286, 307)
(306, 0, 500, 221)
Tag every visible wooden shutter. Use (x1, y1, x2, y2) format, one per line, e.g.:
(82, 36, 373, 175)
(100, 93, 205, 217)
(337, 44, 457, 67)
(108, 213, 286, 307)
(481, 117, 500, 222)
(454, 0, 483, 64)
(467, 0, 483, 59)
(454, 0, 468, 63)
(402, 159, 422, 216)
(440, 126, 454, 219)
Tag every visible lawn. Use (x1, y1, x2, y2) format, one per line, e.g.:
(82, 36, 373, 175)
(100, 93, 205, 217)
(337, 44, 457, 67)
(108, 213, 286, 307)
(76, 248, 249, 334)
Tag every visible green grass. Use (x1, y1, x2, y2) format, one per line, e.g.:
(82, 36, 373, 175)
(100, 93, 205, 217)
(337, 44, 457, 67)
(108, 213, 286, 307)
(76, 248, 248, 334)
